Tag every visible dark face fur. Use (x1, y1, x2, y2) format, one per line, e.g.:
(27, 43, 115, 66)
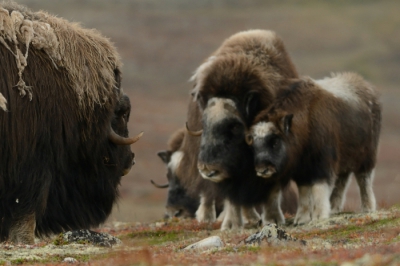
(156, 150, 199, 219)
(249, 116, 292, 179)
(197, 97, 254, 182)
(108, 93, 135, 176)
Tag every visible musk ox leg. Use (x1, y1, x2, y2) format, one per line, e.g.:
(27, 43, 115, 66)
(195, 194, 216, 223)
(294, 186, 313, 225)
(261, 189, 285, 225)
(221, 200, 243, 231)
(242, 206, 261, 228)
(311, 182, 331, 221)
(355, 170, 376, 212)
(9, 213, 36, 245)
(330, 172, 351, 214)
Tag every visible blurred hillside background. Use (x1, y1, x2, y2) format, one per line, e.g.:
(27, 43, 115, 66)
(17, 0, 400, 223)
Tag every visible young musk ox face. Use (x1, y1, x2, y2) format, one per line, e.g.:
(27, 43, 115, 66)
(248, 114, 293, 179)
(153, 150, 199, 219)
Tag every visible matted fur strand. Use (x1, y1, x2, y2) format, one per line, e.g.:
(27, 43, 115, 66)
(0, 2, 121, 109)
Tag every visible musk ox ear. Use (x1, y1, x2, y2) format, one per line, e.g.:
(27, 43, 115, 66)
(245, 91, 260, 122)
(157, 150, 172, 164)
(282, 114, 293, 135)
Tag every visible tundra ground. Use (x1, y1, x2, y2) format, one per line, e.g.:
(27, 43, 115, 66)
(1, 207, 400, 265)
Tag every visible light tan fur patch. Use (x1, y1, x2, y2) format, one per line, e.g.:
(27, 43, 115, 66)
(251, 122, 276, 139)
(204, 98, 239, 123)
(315, 72, 373, 105)
(0, 93, 7, 111)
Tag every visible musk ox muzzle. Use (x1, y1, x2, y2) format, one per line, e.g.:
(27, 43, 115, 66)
(122, 152, 136, 176)
(255, 164, 277, 178)
(197, 162, 229, 182)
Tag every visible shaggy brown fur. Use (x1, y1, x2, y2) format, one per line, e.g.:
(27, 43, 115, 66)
(252, 72, 381, 224)
(184, 30, 299, 229)
(167, 128, 186, 153)
(0, 2, 135, 244)
(191, 29, 298, 118)
(0, 1, 121, 111)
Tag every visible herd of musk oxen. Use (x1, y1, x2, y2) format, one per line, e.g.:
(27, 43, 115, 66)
(0, 2, 381, 244)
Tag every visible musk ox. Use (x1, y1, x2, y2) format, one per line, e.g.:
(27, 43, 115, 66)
(186, 29, 299, 229)
(248, 72, 381, 224)
(0, 2, 142, 244)
(151, 128, 200, 219)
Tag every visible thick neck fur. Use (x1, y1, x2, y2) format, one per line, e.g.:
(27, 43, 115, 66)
(253, 73, 381, 185)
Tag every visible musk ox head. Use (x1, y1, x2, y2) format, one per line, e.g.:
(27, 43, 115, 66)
(247, 79, 313, 179)
(194, 96, 256, 182)
(153, 150, 199, 219)
(247, 115, 292, 179)
(108, 90, 143, 177)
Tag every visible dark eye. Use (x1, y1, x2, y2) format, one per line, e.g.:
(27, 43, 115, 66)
(231, 124, 239, 134)
(268, 136, 280, 149)
(230, 123, 243, 135)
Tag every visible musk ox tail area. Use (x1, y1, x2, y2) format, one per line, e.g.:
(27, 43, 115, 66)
(0, 2, 133, 243)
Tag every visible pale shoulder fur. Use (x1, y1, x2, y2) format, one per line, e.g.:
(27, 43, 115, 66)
(314, 72, 376, 105)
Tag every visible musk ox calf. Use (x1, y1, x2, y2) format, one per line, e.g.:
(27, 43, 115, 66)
(187, 29, 299, 229)
(248, 72, 381, 224)
(0, 2, 142, 244)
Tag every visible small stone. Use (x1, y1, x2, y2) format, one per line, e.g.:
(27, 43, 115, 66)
(184, 236, 224, 251)
(155, 222, 165, 228)
(63, 229, 121, 247)
(245, 223, 306, 246)
(63, 257, 77, 263)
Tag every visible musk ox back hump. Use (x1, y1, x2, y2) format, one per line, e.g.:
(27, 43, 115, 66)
(0, 1, 121, 113)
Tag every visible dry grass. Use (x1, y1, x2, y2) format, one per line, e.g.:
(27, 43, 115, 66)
(2, 207, 400, 265)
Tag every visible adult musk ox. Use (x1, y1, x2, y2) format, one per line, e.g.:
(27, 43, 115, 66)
(248, 73, 381, 224)
(0, 2, 142, 244)
(186, 29, 299, 229)
(151, 128, 200, 219)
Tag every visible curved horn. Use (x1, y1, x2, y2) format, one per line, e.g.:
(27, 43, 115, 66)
(185, 122, 203, 137)
(150, 179, 169, 189)
(245, 134, 253, 146)
(108, 127, 144, 145)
